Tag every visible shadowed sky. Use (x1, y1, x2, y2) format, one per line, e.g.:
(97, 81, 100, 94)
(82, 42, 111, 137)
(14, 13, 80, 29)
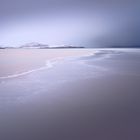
(0, 0, 140, 47)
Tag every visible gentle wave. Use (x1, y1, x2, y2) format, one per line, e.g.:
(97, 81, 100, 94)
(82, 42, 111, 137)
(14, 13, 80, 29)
(0, 52, 96, 80)
(0, 57, 64, 80)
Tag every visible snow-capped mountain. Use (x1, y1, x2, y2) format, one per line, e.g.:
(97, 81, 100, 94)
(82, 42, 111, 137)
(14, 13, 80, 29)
(0, 43, 85, 49)
(20, 42, 49, 49)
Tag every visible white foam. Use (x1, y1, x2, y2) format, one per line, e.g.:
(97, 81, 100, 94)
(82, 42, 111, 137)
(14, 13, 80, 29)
(0, 53, 95, 80)
(0, 57, 64, 80)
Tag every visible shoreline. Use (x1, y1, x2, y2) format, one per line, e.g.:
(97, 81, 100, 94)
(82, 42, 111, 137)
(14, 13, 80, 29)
(0, 48, 139, 79)
(0, 49, 96, 80)
(0, 48, 140, 139)
(0, 57, 64, 80)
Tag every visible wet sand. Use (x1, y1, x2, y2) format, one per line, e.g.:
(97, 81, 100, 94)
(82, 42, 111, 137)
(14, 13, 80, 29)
(0, 49, 95, 77)
(0, 49, 140, 140)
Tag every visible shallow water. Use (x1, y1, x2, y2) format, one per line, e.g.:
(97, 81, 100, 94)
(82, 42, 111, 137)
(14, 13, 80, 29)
(0, 49, 95, 77)
(0, 48, 140, 140)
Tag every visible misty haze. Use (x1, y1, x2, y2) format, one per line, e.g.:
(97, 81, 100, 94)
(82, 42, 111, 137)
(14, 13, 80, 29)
(0, 0, 140, 140)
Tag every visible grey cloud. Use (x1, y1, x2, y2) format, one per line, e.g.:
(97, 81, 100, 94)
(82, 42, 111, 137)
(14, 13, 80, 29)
(0, 0, 140, 47)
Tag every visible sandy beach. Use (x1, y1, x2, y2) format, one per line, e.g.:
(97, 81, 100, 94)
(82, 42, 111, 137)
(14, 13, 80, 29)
(0, 49, 95, 77)
(0, 48, 140, 140)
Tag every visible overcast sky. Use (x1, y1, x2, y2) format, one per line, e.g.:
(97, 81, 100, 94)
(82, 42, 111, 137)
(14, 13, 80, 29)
(0, 0, 140, 47)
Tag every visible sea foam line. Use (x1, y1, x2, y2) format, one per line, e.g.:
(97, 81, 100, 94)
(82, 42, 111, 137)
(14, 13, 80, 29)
(0, 57, 64, 80)
(0, 52, 96, 80)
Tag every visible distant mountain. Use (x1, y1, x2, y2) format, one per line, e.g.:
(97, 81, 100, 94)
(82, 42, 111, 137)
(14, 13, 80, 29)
(20, 43, 84, 49)
(0, 43, 85, 49)
(0, 45, 13, 49)
(20, 42, 49, 49)
(0, 46, 5, 49)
